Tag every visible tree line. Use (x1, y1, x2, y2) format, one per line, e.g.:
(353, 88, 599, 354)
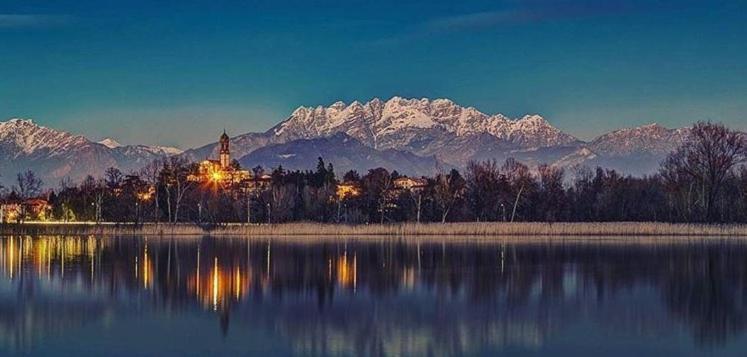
(1, 121, 745, 224)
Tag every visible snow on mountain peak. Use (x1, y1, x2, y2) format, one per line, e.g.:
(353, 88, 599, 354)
(1, 117, 90, 156)
(152, 146, 184, 155)
(120, 144, 183, 156)
(329, 101, 346, 110)
(98, 137, 122, 148)
(590, 123, 686, 156)
(517, 114, 547, 124)
(5, 118, 35, 125)
(270, 97, 577, 150)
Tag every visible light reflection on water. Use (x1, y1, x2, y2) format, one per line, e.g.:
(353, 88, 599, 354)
(1, 235, 747, 356)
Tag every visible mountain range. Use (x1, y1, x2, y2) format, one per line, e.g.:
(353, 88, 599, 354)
(0, 119, 182, 186)
(1, 97, 694, 187)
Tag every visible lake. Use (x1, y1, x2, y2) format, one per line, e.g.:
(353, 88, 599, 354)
(0, 235, 746, 356)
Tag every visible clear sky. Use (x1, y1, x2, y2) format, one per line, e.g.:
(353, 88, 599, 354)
(1, 0, 746, 148)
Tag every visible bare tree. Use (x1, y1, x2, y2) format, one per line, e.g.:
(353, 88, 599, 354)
(362, 168, 393, 224)
(411, 190, 423, 223)
(268, 183, 295, 222)
(14, 170, 43, 200)
(661, 156, 697, 221)
(537, 164, 566, 222)
(662, 122, 747, 222)
(465, 160, 501, 221)
(502, 159, 533, 222)
(161, 157, 195, 223)
(94, 179, 105, 222)
(57, 178, 74, 222)
(105, 167, 124, 190)
(433, 169, 465, 223)
(13, 170, 43, 223)
(140, 160, 162, 223)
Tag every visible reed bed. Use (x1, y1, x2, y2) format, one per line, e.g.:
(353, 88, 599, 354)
(2, 221, 747, 237)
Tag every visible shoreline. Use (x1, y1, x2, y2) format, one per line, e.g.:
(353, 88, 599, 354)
(2, 222, 747, 238)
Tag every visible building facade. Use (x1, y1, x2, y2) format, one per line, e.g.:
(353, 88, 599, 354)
(189, 131, 252, 185)
(0, 199, 51, 223)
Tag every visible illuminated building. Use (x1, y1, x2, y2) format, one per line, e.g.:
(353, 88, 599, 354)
(336, 181, 362, 200)
(136, 185, 156, 202)
(0, 203, 20, 223)
(393, 177, 428, 191)
(189, 131, 252, 185)
(219, 130, 230, 169)
(0, 199, 51, 223)
(378, 176, 429, 209)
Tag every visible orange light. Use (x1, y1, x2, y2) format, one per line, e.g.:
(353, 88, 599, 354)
(211, 171, 222, 182)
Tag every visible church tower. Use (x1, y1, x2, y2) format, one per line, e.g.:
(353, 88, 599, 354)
(219, 130, 230, 169)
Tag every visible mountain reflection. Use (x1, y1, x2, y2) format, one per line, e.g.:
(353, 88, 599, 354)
(1, 236, 747, 355)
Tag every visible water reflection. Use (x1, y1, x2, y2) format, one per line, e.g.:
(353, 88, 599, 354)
(1, 236, 747, 355)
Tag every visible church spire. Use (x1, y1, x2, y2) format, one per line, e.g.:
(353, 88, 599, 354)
(219, 130, 230, 169)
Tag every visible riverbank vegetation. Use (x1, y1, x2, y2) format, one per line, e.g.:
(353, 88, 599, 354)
(1, 121, 745, 226)
(4, 222, 747, 237)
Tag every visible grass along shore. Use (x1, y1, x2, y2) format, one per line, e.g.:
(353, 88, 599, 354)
(2, 221, 747, 237)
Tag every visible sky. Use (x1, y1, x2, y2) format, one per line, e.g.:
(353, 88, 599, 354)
(1, 0, 746, 148)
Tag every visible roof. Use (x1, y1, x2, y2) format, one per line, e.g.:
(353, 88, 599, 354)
(394, 177, 427, 184)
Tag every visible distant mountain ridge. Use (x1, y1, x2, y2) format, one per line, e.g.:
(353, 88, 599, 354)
(0, 118, 180, 186)
(185, 97, 687, 176)
(98, 137, 183, 156)
(1, 97, 703, 186)
(239, 133, 442, 177)
(271, 97, 579, 150)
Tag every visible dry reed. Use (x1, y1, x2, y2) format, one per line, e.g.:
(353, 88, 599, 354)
(2, 221, 747, 237)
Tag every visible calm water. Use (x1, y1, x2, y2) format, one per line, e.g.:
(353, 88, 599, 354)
(1, 236, 746, 356)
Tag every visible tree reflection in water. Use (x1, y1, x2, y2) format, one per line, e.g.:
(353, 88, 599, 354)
(0, 236, 746, 355)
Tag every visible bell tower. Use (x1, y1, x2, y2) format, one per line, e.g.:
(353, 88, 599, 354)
(219, 130, 230, 169)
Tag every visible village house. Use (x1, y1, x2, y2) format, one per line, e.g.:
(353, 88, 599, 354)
(393, 177, 428, 191)
(377, 176, 430, 210)
(0, 198, 51, 223)
(248, 174, 273, 191)
(336, 181, 362, 200)
(0, 202, 20, 223)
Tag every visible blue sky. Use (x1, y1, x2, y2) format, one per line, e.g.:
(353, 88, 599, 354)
(1, 0, 746, 147)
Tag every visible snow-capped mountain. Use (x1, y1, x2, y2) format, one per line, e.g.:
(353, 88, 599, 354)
(149, 146, 184, 156)
(1, 118, 92, 158)
(182, 96, 581, 170)
(551, 147, 598, 171)
(184, 97, 697, 177)
(0, 119, 180, 186)
(271, 97, 579, 151)
(99, 137, 183, 155)
(2, 97, 706, 186)
(590, 123, 688, 157)
(582, 123, 690, 175)
(98, 137, 122, 149)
